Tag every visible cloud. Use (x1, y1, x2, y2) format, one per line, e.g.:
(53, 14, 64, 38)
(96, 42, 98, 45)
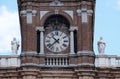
(103, 0, 120, 11)
(117, 0, 120, 7)
(0, 6, 20, 54)
(115, 0, 120, 10)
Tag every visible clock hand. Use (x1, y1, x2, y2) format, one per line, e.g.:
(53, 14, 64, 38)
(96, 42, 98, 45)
(52, 36, 57, 41)
(49, 39, 58, 48)
(56, 39, 59, 43)
(52, 36, 60, 43)
(49, 38, 60, 48)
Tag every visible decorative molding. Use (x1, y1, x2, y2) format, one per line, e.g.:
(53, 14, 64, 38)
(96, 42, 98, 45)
(38, 63, 94, 68)
(1, 54, 119, 68)
(70, 63, 95, 69)
(20, 9, 37, 24)
(20, 9, 37, 16)
(76, 63, 95, 67)
(63, 10, 73, 19)
(77, 8, 93, 23)
(21, 51, 37, 56)
(40, 11, 49, 20)
(77, 51, 95, 56)
(21, 63, 39, 67)
(45, 54, 68, 57)
(49, 0, 64, 6)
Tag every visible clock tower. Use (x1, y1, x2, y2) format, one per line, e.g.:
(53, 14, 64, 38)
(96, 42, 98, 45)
(18, 0, 96, 79)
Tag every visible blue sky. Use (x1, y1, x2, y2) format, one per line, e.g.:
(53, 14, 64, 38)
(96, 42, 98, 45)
(0, 0, 120, 55)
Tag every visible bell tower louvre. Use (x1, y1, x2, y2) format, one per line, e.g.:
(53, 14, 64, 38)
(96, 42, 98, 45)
(17, 0, 96, 79)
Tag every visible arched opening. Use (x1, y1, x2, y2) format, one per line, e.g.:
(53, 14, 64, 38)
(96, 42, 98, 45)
(43, 15, 70, 53)
(44, 15, 70, 29)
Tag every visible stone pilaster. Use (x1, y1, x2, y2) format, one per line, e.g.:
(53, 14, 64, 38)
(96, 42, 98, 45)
(20, 9, 37, 24)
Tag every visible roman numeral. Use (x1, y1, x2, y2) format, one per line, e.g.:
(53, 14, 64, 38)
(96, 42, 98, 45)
(46, 40, 50, 43)
(64, 40, 68, 42)
(62, 44, 67, 47)
(62, 36, 67, 39)
(47, 43, 52, 48)
(51, 32, 54, 37)
(55, 31, 59, 36)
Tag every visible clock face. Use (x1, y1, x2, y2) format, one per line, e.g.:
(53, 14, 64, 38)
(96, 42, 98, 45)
(45, 31, 69, 52)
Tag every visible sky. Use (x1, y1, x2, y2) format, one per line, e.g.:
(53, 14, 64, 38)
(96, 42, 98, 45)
(0, 0, 120, 55)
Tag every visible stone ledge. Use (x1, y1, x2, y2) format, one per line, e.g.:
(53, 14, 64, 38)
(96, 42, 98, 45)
(77, 51, 95, 56)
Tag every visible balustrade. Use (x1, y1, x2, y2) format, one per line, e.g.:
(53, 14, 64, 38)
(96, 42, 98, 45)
(45, 57, 69, 67)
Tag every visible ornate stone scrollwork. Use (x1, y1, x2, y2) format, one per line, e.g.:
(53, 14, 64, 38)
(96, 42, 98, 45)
(49, 0, 64, 6)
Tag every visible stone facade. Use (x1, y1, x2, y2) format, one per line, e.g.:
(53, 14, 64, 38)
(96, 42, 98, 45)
(0, 54, 120, 79)
(0, 0, 120, 79)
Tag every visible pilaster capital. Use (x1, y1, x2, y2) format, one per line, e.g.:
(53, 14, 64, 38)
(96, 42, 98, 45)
(69, 26, 78, 31)
(87, 10, 93, 16)
(76, 8, 93, 16)
(20, 9, 37, 16)
(32, 10, 37, 16)
(77, 8, 93, 23)
(20, 10, 27, 16)
(36, 26, 45, 31)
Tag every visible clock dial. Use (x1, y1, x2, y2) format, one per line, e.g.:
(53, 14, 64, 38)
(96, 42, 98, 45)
(45, 31, 69, 52)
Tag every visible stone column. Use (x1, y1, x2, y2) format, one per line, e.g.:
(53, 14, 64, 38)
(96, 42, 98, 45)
(36, 26, 44, 54)
(40, 27, 44, 54)
(69, 28, 74, 54)
(69, 26, 78, 54)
